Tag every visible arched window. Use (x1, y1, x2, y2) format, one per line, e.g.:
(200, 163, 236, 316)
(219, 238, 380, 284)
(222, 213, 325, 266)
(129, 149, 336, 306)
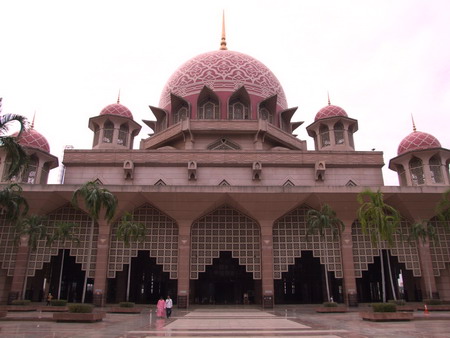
(260, 107, 274, 123)
(319, 125, 330, 147)
(173, 106, 188, 124)
(409, 157, 424, 185)
(22, 155, 38, 184)
(103, 121, 114, 143)
(348, 126, 355, 149)
(198, 100, 219, 119)
(430, 155, 443, 183)
(118, 123, 128, 146)
(334, 122, 344, 145)
(229, 98, 249, 120)
(396, 164, 407, 186)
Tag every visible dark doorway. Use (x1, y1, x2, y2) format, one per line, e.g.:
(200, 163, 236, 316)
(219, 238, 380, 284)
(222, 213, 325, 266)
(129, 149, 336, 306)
(26, 249, 86, 303)
(191, 251, 255, 305)
(356, 250, 421, 302)
(107, 250, 176, 304)
(274, 251, 342, 304)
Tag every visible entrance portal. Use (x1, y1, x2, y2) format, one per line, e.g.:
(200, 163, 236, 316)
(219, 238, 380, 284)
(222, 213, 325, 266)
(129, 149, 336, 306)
(192, 251, 255, 305)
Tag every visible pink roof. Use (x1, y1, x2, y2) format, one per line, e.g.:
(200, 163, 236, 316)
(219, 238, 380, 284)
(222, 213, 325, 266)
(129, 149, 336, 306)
(14, 128, 50, 153)
(100, 103, 133, 119)
(159, 50, 287, 110)
(397, 131, 441, 155)
(315, 105, 348, 121)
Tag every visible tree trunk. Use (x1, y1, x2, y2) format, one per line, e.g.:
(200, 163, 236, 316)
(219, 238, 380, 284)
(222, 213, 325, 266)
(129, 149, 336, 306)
(57, 249, 66, 300)
(386, 249, 397, 301)
(126, 263, 131, 302)
(321, 241, 331, 301)
(379, 248, 386, 303)
(22, 250, 30, 300)
(82, 219, 95, 303)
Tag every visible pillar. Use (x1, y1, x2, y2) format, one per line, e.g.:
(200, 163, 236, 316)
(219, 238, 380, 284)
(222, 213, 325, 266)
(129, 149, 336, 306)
(177, 221, 191, 309)
(260, 221, 274, 308)
(8, 235, 30, 303)
(417, 240, 439, 300)
(340, 221, 358, 306)
(93, 220, 111, 307)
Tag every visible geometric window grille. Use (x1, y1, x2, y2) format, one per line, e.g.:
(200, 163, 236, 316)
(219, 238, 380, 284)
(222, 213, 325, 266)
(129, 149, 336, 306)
(21, 204, 94, 277)
(207, 138, 241, 150)
(351, 220, 421, 278)
(273, 205, 343, 280)
(283, 180, 295, 187)
(190, 205, 261, 280)
(429, 217, 450, 276)
(0, 214, 19, 276)
(108, 204, 178, 279)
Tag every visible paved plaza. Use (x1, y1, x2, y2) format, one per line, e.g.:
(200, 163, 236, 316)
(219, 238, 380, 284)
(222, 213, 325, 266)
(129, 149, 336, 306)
(1, 305, 450, 337)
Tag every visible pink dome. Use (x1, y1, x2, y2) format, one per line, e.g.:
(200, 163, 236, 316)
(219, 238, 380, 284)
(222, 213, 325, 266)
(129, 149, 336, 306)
(397, 131, 441, 155)
(14, 128, 50, 153)
(315, 105, 348, 121)
(100, 103, 133, 119)
(159, 50, 287, 110)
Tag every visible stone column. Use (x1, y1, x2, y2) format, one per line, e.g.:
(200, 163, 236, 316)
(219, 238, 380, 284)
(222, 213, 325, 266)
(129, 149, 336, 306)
(340, 221, 358, 306)
(260, 221, 274, 308)
(93, 220, 111, 307)
(8, 235, 30, 303)
(177, 221, 191, 309)
(417, 240, 439, 300)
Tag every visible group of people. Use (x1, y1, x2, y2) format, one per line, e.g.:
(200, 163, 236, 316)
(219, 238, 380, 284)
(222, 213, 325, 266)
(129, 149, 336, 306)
(156, 295, 173, 318)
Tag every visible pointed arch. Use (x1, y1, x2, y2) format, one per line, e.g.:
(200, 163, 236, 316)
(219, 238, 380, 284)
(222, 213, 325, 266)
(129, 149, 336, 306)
(118, 123, 129, 146)
(207, 138, 241, 150)
(319, 124, 330, 147)
(259, 95, 277, 124)
(429, 155, 443, 183)
(197, 86, 220, 119)
(334, 121, 344, 145)
(103, 120, 114, 143)
(171, 93, 190, 124)
(409, 156, 424, 185)
(228, 86, 250, 120)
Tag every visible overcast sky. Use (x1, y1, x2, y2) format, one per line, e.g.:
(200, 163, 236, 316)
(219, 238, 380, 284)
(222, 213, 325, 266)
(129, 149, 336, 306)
(1, 0, 449, 185)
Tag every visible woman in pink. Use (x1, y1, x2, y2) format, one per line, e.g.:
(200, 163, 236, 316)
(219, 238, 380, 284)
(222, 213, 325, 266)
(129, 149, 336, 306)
(156, 296, 166, 318)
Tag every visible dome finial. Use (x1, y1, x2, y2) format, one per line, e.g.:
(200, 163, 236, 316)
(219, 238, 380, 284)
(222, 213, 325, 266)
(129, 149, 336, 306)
(31, 111, 36, 129)
(117, 89, 121, 104)
(327, 91, 331, 105)
(220, 10, 227, 50)
(411, 114, 416, 132)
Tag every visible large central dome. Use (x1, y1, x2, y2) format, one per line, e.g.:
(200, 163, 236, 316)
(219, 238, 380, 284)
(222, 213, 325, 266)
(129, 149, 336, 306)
(159, 50, 287, 110)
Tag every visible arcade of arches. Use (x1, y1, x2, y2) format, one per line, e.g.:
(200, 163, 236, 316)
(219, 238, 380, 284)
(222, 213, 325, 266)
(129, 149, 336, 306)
(1, 202, 449, 307)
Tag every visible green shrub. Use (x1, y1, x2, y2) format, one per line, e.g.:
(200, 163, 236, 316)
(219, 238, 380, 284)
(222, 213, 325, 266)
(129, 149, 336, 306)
(389, 299, 406, 306)
(371, 302, 397, 312)
(11, 299, 31, 306)
(424, 299, 442, 305)
(50, 299, 67, 306)
(119, 302, 135, 308)
(68, 303, 94, 313)
(323, 301, 338, 307)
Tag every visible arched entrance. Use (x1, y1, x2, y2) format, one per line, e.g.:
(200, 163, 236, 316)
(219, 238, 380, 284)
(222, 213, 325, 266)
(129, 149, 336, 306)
(190, 205, 262, 305)
(192, 251, 255, 304)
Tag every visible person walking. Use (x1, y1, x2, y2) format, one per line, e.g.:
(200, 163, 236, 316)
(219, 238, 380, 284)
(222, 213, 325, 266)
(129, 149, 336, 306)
(156, 296, 166, 318)
(165, 295, 173, 318)
(46, 293, 53, 306)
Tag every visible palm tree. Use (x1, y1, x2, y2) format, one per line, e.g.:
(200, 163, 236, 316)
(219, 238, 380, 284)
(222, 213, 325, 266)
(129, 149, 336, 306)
(0, 183, 29, 223)
(15, 214, 48, 299)
(48, 222, 80, 300)
(72, 181, 117, 303)
(306, 204, 345, 302)
(357, 189, 401, 303)
(115, 212, 146, 301)
(436, 189, 450, 224)
(0, 113, 29, 180)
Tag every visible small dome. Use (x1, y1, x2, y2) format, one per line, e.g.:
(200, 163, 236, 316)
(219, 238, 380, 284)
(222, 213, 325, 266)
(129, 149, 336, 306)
(100, 103, 133, 119)
(315, 105, 348, 121)
(14, 128, 50, 153)
(397, 131, 441, 155)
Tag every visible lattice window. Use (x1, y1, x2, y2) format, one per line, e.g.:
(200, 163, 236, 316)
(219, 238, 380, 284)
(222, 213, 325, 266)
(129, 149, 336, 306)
(190, 205, 261, 280)
(20, 204, 95, 278)
(0, 214, 19, 276)
(351, 220, 421, 278)
(273, 205, 343, 280)
(108, 204, 178, 279)
(207, 138, 241, 150)
(429, 217, 450, 276)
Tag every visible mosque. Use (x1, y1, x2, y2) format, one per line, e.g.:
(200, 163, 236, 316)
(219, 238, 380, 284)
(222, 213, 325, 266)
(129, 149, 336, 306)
(0, 19, 449, 308)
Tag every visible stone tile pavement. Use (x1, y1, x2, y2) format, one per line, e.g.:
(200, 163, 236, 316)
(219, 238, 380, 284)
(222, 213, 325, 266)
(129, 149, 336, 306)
(0, 305, 449, 337)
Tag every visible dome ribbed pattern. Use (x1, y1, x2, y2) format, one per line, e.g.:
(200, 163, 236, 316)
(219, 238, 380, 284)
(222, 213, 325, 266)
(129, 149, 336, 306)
(100, 103, 133, 119)
(397, 131, 441, 155)
(14, 129, 50, 153)
(315, 105, 348, 121)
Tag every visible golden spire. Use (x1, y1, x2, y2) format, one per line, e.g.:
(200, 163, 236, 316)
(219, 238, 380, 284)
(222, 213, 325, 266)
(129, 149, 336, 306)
(411, 114, 417, 132)
(220, 11, 227, 50)
(31, 111, 36, 129)
(327, 92, 331, 105)
(117, 89, 121, 104)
